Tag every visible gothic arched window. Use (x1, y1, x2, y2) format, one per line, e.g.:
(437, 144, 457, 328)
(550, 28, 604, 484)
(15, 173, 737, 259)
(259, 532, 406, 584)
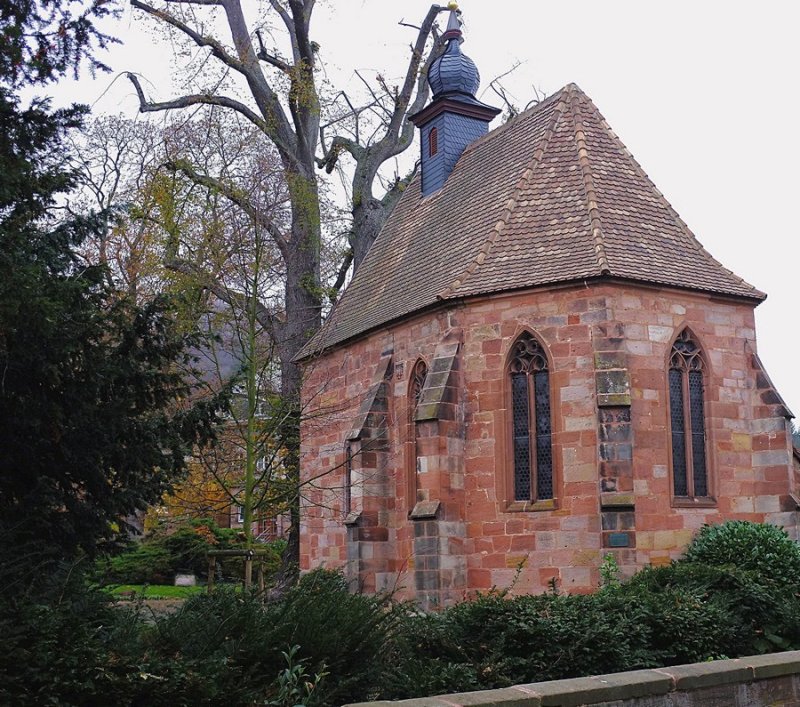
(669, 329, 709, 498)
(508, 333, 553, 502)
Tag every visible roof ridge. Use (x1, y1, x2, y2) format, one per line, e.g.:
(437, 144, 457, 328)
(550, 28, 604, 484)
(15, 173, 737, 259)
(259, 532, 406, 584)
(437, 93, 570, 299)
(456, 85, 569, 160)
(568, 86, 611, 276)
(575, 90, 765, 299)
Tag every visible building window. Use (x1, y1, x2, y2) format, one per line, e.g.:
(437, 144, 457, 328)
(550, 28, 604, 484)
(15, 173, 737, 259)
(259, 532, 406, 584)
(669, 329, 708, 498)
(407, 359, 428, 508)
(508, 333, 553, 502)
(410, 359, 428, 407)
(344, 442, 353, 516)
(429, 127, 438, 157)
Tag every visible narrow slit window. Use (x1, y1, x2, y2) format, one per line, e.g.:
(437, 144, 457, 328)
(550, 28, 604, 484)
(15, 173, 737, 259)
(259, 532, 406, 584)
(344, 442, 353, 516)
(509, 333, 553, 502)
(669, 330, 708, 499)
(429, 127, 438, 157)
(408, 359, 428, 507)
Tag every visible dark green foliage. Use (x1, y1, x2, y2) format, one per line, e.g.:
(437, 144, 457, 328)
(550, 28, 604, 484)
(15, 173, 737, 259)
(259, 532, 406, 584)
(5, 533, 800, 706)
(264, 569, 403, 704)
(135, 569, 403, 706)
(0, 87, 222, 577)
(103, 543, 174, 585)
(683, 520, 800, 586)
(98, 520, 286, 584)
(0, 0, 224, 578)
(383, 590, 653, 696)
(624, 562, 800, 659)
(0, 567, 142, 706)
(0, 0, 120, 86)
(381, 523, 800, 699)
(0, 568, 396, 706)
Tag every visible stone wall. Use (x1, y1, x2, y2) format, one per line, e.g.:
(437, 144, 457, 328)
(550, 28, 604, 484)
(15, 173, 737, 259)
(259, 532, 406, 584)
(299, 281, 796, 602)
(344, 651, 800, 707)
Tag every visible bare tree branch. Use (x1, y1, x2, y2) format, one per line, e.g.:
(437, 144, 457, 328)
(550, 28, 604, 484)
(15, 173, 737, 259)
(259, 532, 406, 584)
(164, 256, 284, 338)
(316, 135, 363, 174)
(165, 157, 290, 257)
(127, 73, 270, 133)
(131, 0, 248, 76)
(255, 29, 292, 73)
(486, 61, 523, 118)
(330, 247, 353, 302)
(316, 4, 447, 270)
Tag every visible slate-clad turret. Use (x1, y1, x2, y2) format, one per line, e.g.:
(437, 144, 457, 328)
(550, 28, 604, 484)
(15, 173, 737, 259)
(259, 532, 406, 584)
(410, 5, 501, 197)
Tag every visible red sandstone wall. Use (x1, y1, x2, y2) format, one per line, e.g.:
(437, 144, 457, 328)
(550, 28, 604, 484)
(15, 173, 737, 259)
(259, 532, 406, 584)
(300, 283, 796, 601)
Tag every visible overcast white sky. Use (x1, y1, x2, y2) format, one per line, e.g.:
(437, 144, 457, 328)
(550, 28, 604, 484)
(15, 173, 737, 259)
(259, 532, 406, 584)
(53, 0, 799, 419)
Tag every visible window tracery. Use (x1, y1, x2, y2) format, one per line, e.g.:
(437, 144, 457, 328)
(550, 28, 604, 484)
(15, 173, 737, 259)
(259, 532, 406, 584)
(508, 333, 553, 502)
(669, 329, 708, 498)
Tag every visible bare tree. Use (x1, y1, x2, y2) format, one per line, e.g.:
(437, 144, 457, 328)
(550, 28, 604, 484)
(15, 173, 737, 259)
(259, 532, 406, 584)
(122, 0, 450, 582)
(125, 0, 447, 355)
(72, 111, 295, 552)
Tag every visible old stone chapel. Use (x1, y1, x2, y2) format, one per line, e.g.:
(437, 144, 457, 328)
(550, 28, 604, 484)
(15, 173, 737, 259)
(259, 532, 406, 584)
(296, 8, 797, 608)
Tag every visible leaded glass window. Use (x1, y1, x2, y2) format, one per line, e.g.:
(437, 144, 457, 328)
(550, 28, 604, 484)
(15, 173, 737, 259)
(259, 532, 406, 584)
(669, 330, 709, 498)
(509, 333, 553, 502)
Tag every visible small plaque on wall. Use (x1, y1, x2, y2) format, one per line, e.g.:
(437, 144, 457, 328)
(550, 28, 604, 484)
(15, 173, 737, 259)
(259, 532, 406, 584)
(608, 532, 630, 548)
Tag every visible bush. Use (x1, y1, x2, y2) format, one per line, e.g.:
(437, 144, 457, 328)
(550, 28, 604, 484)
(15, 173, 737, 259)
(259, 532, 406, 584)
(625, 560, 800, 658)
(97, 519, 286, 585)
(134, 569, 403, 706)
(683, 520, 800, 587)
(383, 589, 655, 697)
(266, 569, 403, 704)
(7, 523, 800, 705)
(0, 570, 144, 706)
(104, 542, 173, 584)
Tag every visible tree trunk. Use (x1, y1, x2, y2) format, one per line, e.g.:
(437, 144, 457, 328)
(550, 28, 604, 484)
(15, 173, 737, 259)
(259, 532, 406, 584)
(274, 165, 321, 582)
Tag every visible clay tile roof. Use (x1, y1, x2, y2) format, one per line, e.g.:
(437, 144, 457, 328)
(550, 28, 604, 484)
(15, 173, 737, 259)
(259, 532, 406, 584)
(299, 83, 765, 359)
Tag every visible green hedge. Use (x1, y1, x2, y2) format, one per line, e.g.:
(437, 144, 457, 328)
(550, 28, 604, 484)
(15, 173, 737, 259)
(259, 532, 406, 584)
(97, 519, 285, 585)
(4, 521, 800, 706)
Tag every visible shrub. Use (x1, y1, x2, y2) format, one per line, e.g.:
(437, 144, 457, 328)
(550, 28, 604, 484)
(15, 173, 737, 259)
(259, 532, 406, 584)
(97, 518, 286, 585)
(625, 561, 800, 657)
(266, 569, 404, 704)
(0, 570, 144, 706)
(104, 542, 173, 584)
(160, 525, 217, 576)
(135, 569, 403, 706)
(8, 524, 800, 705)
(384, 589, 654, 697)
(683, 520, 800, 587)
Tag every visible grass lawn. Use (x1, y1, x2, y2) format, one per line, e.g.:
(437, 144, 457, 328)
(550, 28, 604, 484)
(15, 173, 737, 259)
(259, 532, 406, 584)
(106, 584, 206, 600)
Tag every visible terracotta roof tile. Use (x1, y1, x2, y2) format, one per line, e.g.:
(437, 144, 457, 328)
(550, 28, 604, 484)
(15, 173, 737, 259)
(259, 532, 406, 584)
(299, 84, 764, 358)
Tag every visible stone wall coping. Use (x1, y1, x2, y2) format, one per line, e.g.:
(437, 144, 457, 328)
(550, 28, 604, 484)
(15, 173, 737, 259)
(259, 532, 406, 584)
(344, 651, 800, 707)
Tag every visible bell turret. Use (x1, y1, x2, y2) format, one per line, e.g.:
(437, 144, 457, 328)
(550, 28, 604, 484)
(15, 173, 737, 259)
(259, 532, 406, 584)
(410, 5, 501, 197)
